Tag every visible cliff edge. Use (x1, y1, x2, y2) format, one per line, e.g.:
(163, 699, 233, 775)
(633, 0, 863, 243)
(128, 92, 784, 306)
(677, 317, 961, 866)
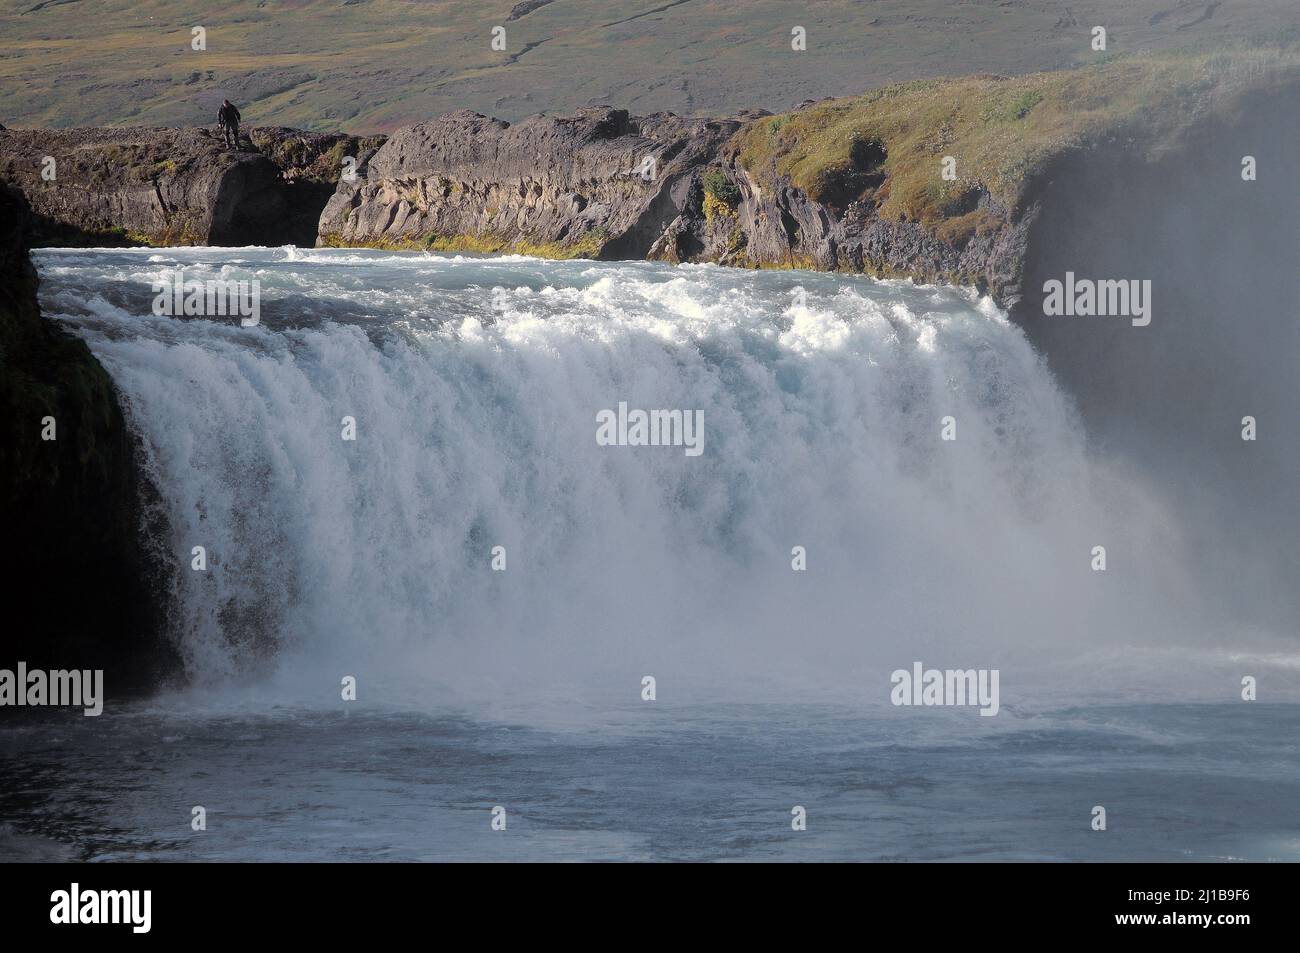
(0, 125, 384, 247)
(0, 184, 173, 688)
(317, 48, 1297, 312)
(318, 107, 743, 259)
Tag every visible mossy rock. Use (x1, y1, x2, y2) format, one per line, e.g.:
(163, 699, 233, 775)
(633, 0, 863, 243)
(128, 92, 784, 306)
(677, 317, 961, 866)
(735, 44, 1299, 233)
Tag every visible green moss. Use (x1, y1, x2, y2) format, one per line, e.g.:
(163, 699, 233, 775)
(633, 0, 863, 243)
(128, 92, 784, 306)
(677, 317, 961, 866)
(325, 140, 348, 169)
(701, 167, 741, 207)
(28, 224, 161, 249)
(516, 227, 608, 259)
(726, 223, 747, 253)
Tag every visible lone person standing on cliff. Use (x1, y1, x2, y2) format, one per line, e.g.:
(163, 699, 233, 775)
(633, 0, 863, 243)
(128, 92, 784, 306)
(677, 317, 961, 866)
(217, 99, 241, 150)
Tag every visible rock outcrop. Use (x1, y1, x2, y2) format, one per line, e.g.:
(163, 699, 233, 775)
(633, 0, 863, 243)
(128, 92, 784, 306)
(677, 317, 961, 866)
(3, 52, 1291, 317)
(0, 125, 384, 247)
(318, 107, 742, 258)
(312, 110, 1046, 313)
(714, 151, 1031, 304)
(247, 127, 387, 245)
(0, 184, 175, 690)
(315, 50, 1299, 313)
(316, 100, 1034, 300)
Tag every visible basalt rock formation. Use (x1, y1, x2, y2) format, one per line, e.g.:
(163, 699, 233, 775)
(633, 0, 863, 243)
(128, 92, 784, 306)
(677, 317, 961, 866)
(247, 126, 387, 245)
(316, 101, 1035, 303)
(718, 146, 1031, 305)
(0, 184, 175, 690)
(316, 50, 1298, 316)
(1, 52, 1291, 317)
(318, 107, 743, 258)
(0, 125, 384, 247)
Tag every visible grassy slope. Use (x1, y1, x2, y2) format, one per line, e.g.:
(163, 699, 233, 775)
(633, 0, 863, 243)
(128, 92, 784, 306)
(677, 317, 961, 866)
(734, 44, 1300, 241)
(2, 1, 1298, 133)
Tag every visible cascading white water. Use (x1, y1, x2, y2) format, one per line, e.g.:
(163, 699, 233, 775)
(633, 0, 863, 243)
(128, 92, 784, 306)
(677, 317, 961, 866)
(34, 247, 1291, 712)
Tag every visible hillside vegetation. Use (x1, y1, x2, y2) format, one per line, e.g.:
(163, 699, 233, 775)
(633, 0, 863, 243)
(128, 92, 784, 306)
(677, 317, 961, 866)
(734, 44, 1300, 241)
(2, 1, 1298, 133)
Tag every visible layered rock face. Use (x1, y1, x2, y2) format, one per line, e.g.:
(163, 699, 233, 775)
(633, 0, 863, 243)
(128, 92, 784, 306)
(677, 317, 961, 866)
(247, 127, 388, 245)
(0, 184, 174, 689)
(721, 156, 1030, 304)
(0, 125, 384, 247)
(315, 103, 1031, 302)
(318, 107, 743, 258)
(312, 52, 1298, 309)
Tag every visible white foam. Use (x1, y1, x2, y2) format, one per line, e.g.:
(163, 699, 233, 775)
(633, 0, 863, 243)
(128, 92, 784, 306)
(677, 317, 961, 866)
(33, 248, 1282, 712)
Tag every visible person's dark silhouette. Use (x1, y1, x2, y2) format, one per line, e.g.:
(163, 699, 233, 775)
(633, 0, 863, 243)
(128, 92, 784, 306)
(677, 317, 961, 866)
(217, 99, 241, 150)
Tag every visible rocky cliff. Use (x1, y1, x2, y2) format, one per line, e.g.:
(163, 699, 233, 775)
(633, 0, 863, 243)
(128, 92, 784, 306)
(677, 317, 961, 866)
(247, 126, 388, 245)
(318, 107, 744, 259)
(316, 101, 1030, 300)
(0, 184, 175, 690)
(1011, 82, 1300, 631)
(0, 125, 384, 247)
(2, 49, 1290, 307)
(317, 49, 1297, 312)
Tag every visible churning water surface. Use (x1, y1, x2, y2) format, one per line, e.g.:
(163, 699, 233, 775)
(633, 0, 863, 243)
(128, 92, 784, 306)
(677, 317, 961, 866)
(2, 246, 1296, 861)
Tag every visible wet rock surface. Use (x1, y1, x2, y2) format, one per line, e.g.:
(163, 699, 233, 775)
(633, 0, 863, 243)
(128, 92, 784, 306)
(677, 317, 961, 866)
(0, 184, 174, 690)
